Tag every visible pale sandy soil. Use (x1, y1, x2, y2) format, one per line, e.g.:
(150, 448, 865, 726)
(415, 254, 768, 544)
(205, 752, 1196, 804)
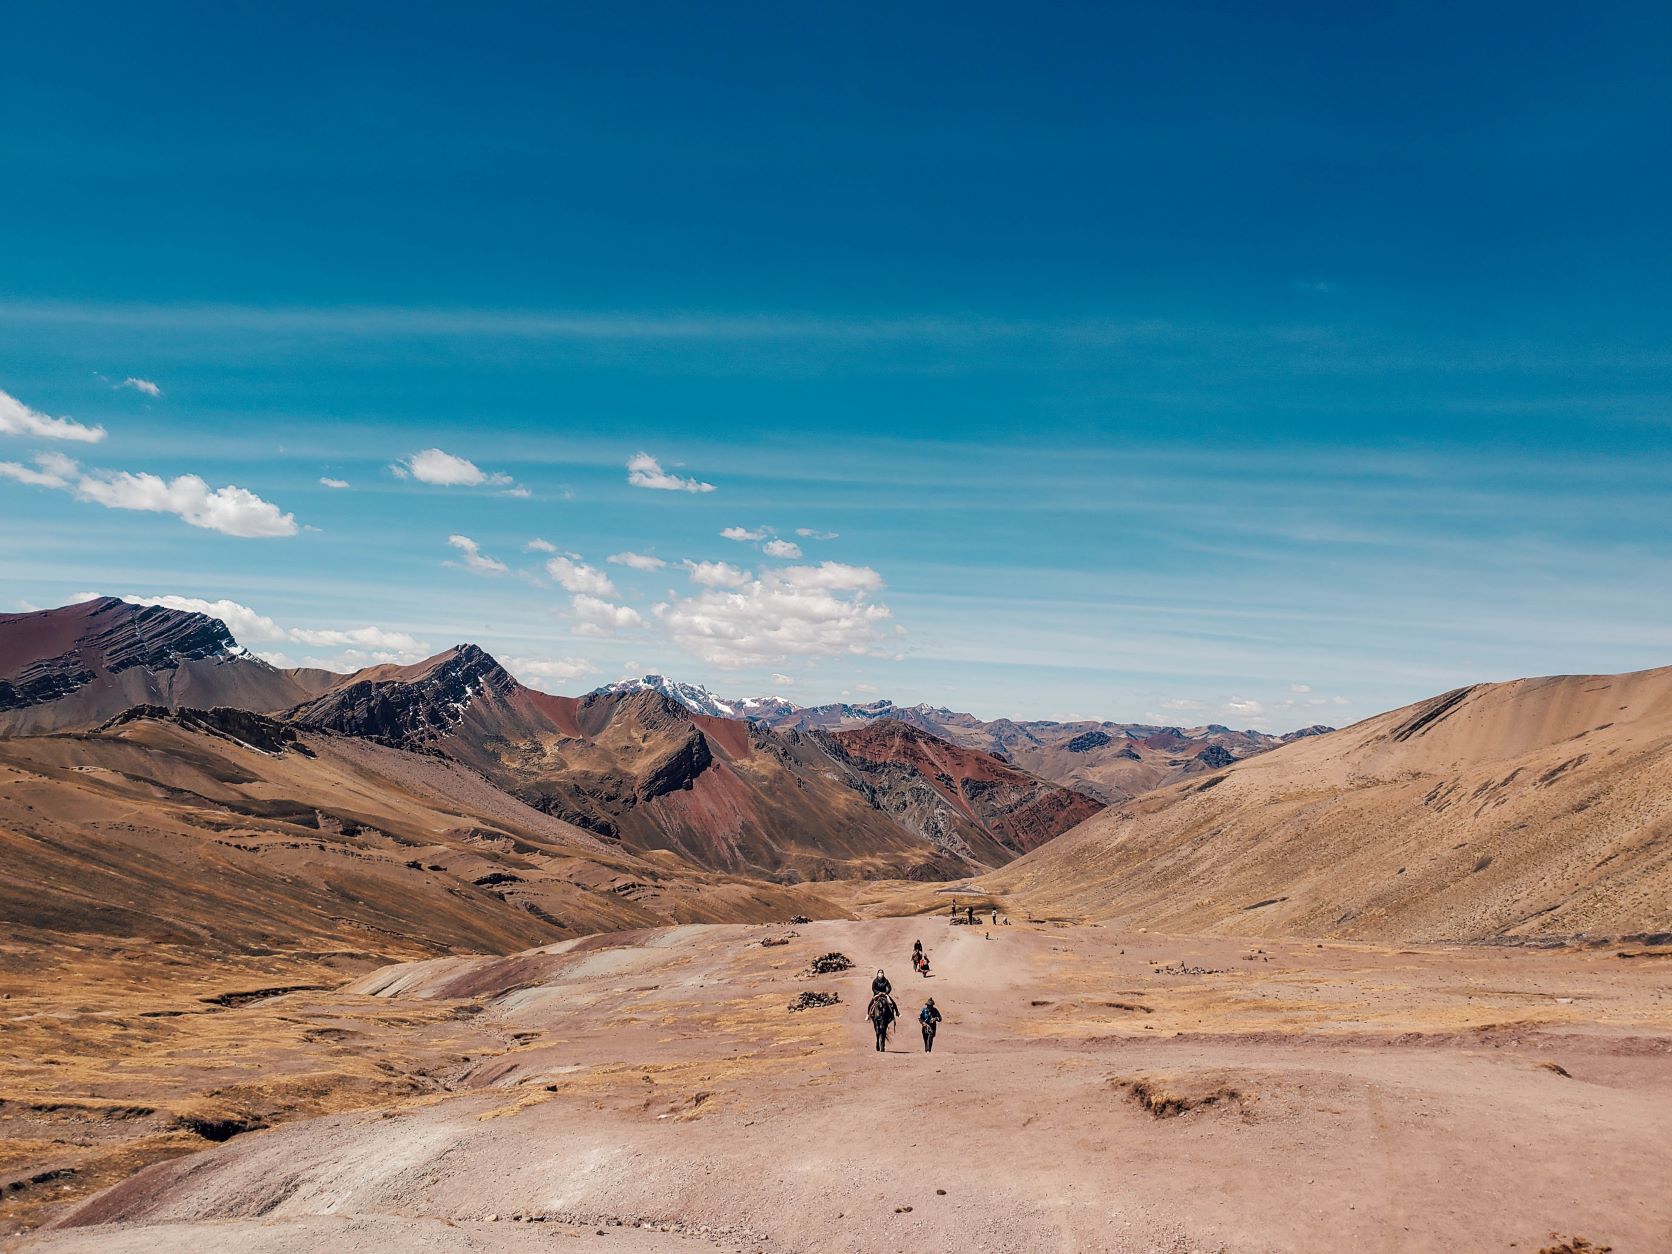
(15, 918, 1671, 1253)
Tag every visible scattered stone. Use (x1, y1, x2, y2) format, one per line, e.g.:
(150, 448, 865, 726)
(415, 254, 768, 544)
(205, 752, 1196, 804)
(802, 951, 854, 976)
(894, 1205, 913, 1213)
(788, 990, 840, 1012)
(788, 915, 813, 924)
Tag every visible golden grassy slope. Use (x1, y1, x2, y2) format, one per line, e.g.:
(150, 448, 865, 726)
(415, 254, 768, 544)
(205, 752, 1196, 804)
(991, 667, 1672, 941)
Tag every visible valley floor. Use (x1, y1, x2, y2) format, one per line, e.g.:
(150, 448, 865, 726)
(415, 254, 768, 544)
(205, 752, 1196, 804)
(9, 917, 1672, 1253)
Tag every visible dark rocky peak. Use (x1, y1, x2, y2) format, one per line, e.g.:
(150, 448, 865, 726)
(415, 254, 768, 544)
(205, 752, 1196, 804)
(1, 596, 246, 713)
(1065, 729, 1112, 753)
(1281, 724, 1336, 741)
(1195, 744, 1236, 769)
(287, 643, 516, 749)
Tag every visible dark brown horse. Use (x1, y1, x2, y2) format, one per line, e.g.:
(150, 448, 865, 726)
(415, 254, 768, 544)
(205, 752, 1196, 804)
(867, 992, 897, 1051)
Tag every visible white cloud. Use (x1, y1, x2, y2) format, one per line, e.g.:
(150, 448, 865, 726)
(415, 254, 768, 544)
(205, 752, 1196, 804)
(627, 451, 714, 493)
(795, 528, 839, 541)
(682, 559, 751, 588)
(0, 452, 75, 488)
(1332, 695, 1351, 706)
(1223, 696, 1266, 719)
(657, 562, 893, 668)
(546, 555, 617, 597)
(0, 388, 107, 443)
(525, 538, 559, 553)
(1289, 683, 1312, 693)
(446, 534, 508, 575)
(762, 538, 802, 559)
(773, 561, 884, 593)
(571, 593, 644, 637)
(1158, 698, 1205, 712)
(500, 485, 532, 499)
(119, 377, 162, 398)
(395, 447, 513, 488)
(771, 673, 796, 687)
(504, 655, 595, 691)
(721, 525, 767, 542)
(121, 594, 428, 667)
(10, 454, 298, 536)
(319, 477, 350, 489)
(608, 550, 666, 570)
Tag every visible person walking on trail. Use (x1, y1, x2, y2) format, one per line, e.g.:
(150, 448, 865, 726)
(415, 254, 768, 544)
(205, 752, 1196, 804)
(919, 998, 942, 1052)
(918, 952, 932, 977)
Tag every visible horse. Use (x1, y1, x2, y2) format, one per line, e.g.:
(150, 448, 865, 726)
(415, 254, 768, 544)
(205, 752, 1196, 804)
(867, 992, 898, 1052)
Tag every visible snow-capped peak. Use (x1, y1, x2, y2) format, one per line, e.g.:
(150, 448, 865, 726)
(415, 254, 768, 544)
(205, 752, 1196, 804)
(591, 674, 744, 719)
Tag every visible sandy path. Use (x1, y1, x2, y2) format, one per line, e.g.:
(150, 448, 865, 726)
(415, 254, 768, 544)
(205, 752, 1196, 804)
(19, 918, 1670, 1253)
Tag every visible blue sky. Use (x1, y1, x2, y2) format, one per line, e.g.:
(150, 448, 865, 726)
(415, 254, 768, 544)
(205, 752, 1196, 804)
(3, 2, 1670, 726)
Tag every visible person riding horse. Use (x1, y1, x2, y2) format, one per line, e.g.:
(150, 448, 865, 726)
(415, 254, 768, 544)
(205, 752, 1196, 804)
(867, 969, 898, 1051)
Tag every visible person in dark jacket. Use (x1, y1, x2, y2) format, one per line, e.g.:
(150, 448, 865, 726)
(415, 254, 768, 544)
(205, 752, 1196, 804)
(919, 998, 942, 1052)
(871, 969, 892, 996)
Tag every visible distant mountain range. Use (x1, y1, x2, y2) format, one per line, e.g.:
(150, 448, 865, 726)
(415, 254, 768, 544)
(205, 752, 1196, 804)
(590, 673, 1332, 803)
(3, 597, 1667, 950)
(1, 599, 1103, 882)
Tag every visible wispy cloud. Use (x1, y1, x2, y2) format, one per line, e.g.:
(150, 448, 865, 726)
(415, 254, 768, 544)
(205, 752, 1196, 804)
(795, 528, 839, 541)
(0, 387, 106, 443)
(608, 550, 666, 570)
(545, 555, 617, 597)
(656, 561, 892, 668)
(119, 377, 162, 397)
(572, 593, 644, 636)
(505, 655, 595, 690)
(1, 451, 297, 537)
(722, 525, 767, 542)
(318, 476, 350, 489)
(627, 451, 714, 493)
(394, 447, 515, 489)
(762, 538, 802, 559)
(445, 534, 508, 575)
(682, 559, 751, 588)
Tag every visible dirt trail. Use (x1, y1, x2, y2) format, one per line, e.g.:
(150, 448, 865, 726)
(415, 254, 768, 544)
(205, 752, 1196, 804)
(16, 917, 1670, 1253)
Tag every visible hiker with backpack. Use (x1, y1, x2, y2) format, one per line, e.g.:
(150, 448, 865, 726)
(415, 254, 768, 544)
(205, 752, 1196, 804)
(919, 998, 942, 1052)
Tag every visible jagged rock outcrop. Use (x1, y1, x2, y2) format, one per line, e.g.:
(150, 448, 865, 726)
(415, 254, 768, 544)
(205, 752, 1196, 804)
(1195, 744, 1235, 769)
(287, 645, 516, 749)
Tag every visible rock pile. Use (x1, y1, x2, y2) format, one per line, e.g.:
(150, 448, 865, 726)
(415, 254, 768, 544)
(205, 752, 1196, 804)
(787, 990, 840, 1012)
(802, 951, 854, 976)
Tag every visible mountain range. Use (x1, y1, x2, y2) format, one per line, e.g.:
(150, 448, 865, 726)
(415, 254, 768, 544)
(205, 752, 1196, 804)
(7, 595, 1667, 947)
(591, 672, 1333, 802)
(0, 598, 1105, 890)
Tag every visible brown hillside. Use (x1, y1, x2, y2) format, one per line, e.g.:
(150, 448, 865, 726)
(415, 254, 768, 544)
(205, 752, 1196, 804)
(990, 666, 1672, 941)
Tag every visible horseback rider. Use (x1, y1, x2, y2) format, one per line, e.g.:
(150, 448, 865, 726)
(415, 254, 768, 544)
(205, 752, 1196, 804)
(919, 998, 942, 1052)
(867, 989, 898, 1052)
(872, 968, 892, 997)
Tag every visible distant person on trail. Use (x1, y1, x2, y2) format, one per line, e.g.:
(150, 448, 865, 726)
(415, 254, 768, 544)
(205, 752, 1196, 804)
(913, 938, 924, 958)
(919, 998, 942, 1052)
(919, 954, 931, 977)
